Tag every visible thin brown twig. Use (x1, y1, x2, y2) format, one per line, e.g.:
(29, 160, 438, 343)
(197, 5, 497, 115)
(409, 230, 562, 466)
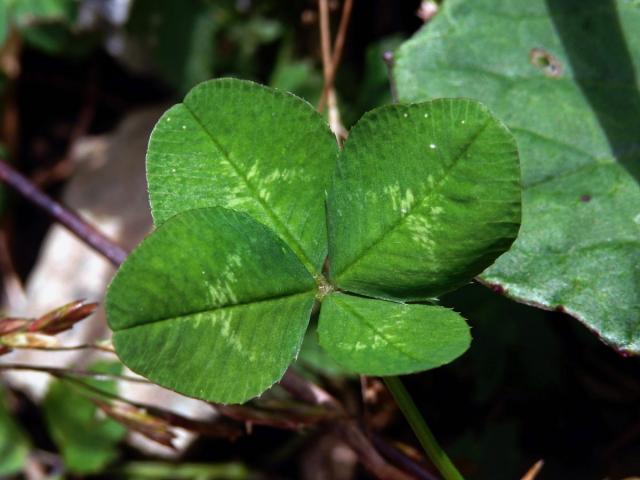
(335, 420, 415, 480)
(215, 401, 339, 431)
(0, 363, 150, 384)
(318, 0, 334, 100)
(6, 342, 115, 354)
(318, 0, 354, 112)
(59, 375, 243, 440)
(330, 0, 354, 84)
(317, 0, 349, 142)
(280, 369, 342, 410)
(66, 372, 342, 441)
(280, 369, 415, 480)
(371, 434, 440, 480)
(0, 158, 128, 266)
(520, 460, 544, 480)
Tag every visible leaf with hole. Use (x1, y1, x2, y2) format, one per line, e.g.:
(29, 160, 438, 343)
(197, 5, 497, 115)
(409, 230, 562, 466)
(394, 0, 640, 352)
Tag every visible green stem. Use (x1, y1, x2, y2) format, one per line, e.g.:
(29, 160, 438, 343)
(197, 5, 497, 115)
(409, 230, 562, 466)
(383, 376, 464, 480)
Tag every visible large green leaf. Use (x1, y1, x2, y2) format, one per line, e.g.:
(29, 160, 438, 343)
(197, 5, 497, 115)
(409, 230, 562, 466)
(318, 293, 470, 375)
(0, 387, 29, 476)
(327, 99, 521, 301)
(394, 0, 640, 352)
(106, 207, 316, 404)
(146, 78, 338, 273)
(43, 362, 126, 474)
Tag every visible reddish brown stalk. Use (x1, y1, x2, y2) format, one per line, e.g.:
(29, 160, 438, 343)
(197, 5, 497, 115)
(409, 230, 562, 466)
(4, 342, 115, 354)
(279, 370, 415, 480)
(216, 401, 339, 431)
(318, 0, 354, 112)
(0, 363, 150, 383)
(371, 434, 440, 480)
(61, 375, 243, 441)
(318, 0, 334, 103)
(520, 460, 544, 480)
(317, 0, 350, 142)
(0, 158, 127, 266)
(335, 420, 415, 480)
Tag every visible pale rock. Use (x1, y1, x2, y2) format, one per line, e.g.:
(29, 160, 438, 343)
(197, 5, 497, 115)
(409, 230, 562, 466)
(1, 106, 214, 456)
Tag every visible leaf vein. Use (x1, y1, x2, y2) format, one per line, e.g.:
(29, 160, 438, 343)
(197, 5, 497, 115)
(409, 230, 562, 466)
(336, 119, 492, 280)
(113, 291, 314, 333)
(181, 103, 317, 273)
(334, 298, 424, 363)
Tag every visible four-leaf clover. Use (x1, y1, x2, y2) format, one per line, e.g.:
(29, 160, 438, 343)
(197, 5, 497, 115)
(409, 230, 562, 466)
(106, 78, 521, 404)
